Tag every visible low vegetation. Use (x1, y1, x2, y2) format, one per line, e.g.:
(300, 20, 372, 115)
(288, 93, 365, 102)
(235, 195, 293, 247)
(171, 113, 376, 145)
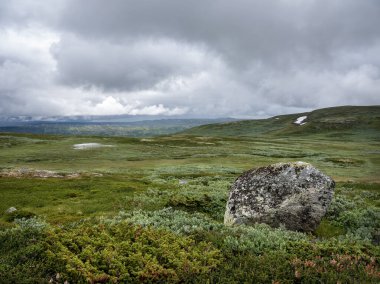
(0, 106, 379, 282)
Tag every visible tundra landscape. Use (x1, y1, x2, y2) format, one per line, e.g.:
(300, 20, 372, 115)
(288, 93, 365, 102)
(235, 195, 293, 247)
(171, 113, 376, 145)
(1, 1, 380, 283)
(1, 106, 379, 283)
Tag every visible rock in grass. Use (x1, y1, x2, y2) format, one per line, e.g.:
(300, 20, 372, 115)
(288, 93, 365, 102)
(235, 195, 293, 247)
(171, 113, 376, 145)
(224, 162, 335, 232)
(5, 207, 17, 214)
(179, 179, 188, 185)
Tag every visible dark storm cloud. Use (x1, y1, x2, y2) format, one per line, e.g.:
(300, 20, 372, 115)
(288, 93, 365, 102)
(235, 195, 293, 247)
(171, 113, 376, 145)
(51, 35, 215, 91)
(58, 0, 380, 66)
(0, 0, 379, 117)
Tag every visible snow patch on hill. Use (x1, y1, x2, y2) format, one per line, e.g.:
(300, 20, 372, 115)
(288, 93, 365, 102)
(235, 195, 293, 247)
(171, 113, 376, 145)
(73, 143, 114, 150)
(294, 116, 307, 125)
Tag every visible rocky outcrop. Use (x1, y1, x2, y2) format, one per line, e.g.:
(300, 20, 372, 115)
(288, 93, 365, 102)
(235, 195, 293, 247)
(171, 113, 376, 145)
(224, 162, 335, 232)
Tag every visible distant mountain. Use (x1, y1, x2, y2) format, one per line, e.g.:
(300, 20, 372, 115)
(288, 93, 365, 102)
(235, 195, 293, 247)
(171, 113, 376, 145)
(0, 118, 236, 137)
(180, 106, 380, 140)
(0, 114, 233, 124)
(2, 106, 379, 139)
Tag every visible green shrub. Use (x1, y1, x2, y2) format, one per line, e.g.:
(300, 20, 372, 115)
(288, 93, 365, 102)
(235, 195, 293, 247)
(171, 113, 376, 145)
(315, 219, 346, 238)
(4, 210, 36, 222)
(115, 208, 222, 235)
(116, 208, 380, 283)
(124, 188, 172, 210)
(0, 217, 222, 283)
(325, 195, 356, 220)
(116, 208, 307, 254)
(326, 195, 380, 241)
(124, 177, 230, 220)
(45, 220, 222, 283)
(287, 240, 380, 283)
(338, 208, 380, 241)
(193, 251, 296, 284)
(167, 178, 229, 220)
(1, 211, 379, 283)
(0, 218, 50, 283)
(166, 193, 226, 220)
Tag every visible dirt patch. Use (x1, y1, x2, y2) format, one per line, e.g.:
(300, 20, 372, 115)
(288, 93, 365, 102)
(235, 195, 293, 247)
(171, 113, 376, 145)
(0, 168, 102, 179)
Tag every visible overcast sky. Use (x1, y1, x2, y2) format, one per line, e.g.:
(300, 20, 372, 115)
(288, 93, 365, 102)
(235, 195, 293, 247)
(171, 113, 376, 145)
(0, 0, 379, 118)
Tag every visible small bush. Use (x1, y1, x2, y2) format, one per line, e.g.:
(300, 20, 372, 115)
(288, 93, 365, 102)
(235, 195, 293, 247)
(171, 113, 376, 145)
(45, 220, 222, 283)
(325, 195, 356, 220)
(4, 210, 36, 222)
(166, 193, 226, 220)
(315, 219, 346, 238)
(288, 240, 380, 283)
(0, 217, 222, 283)
(116, 208, 307, 254)
(0, 218, 49, 283)
(65, 192, 80, 198)
(326, 195, 380, 241)
(124, 177, 230, 220)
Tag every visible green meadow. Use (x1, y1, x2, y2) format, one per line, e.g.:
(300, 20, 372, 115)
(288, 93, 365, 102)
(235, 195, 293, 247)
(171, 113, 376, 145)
(0, 106, 379, 283)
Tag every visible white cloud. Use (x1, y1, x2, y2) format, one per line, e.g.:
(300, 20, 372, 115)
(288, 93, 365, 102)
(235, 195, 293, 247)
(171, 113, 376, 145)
(72, 95, 188, 116)
(129, 104, 188, 116)
(0, 27, 58, 67)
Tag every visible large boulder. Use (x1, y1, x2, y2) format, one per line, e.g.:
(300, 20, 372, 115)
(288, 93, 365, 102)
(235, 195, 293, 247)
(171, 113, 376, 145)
(224, 162, 335, 232)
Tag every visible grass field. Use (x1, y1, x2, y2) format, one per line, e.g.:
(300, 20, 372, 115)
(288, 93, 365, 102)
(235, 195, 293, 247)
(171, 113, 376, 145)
(0, 106, 379, 283)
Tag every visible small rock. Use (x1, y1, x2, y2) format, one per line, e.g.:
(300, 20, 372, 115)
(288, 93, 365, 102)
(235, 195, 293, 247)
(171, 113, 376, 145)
(66, 173, 81, 178)
(224, 162, 335, 232)
(179, 179, 188, 185)
(5, 207, 17, 214)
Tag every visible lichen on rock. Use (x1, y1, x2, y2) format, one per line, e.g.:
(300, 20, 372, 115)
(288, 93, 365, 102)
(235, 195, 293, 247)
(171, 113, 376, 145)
(224, 162, 335, 232)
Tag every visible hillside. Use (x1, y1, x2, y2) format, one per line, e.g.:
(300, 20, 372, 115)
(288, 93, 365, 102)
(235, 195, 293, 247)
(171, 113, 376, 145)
(181, 106, 380, 140)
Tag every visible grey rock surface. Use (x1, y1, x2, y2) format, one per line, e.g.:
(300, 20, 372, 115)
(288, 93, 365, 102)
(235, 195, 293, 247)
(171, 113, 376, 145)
(224, 162, 335, 232)
(179, 179, 188, 185)
(5, 207, 17, 214)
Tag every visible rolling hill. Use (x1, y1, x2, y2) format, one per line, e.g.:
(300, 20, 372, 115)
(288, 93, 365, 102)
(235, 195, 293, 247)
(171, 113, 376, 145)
(180, 106, 380, 140)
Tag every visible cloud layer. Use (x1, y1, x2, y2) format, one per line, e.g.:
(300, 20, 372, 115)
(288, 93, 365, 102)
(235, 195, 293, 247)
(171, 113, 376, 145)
(0, 0, 379, 117)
